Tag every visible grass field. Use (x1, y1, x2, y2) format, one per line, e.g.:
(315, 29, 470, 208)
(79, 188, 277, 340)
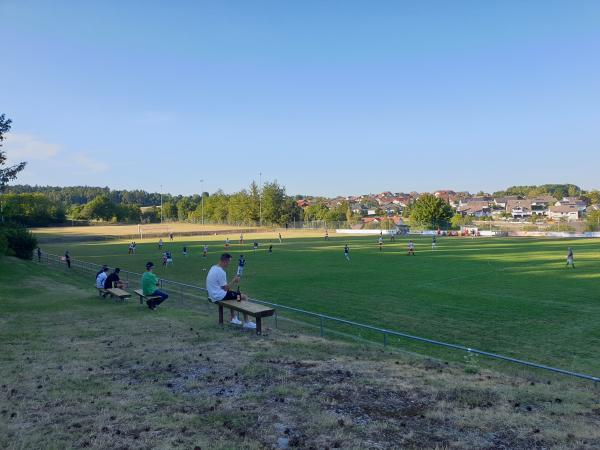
(39, 229, 600, 375)
(2, 256, 600, 449)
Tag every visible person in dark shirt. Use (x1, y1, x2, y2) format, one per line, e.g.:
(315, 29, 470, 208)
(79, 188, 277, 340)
(104, 268, 125, 289)
(37, 247, 41, 262)
(65, 251, 71, 269)
(237, 255, 246, 276)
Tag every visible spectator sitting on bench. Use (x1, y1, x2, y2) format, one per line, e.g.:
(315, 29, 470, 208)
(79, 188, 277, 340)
(142, 261, 169, 310)
(96, 266, 109, 295)
(206, 253, 256, 329)
(104, 267, 126, 289)
(96, 264, 108, 278)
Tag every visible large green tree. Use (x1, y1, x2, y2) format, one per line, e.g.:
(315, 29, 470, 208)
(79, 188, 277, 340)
(84, 195, 117, 221)
(409, 194, 453, 229)
(261, 181, 288, 225)
(0, 114, 26, 190)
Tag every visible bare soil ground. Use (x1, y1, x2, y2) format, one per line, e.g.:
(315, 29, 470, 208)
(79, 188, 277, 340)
(31, 224, 322, 244)
(1, 257, 599, 449)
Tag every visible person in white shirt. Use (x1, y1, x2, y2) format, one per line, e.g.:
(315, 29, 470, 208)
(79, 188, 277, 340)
(95, 267, 109, 297)
(206, 253, 255, 329)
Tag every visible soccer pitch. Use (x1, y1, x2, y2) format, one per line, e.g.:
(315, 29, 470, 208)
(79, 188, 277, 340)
(40, 231, 600, 375)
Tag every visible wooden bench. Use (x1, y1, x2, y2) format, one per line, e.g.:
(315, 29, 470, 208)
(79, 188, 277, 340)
(210, 298, 275, 335)
(96, 287, 131, 302)
(134, 289, 162, 305)
(106, 287, 132, 302)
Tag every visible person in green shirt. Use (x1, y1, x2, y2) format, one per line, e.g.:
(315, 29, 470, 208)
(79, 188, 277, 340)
(141, 261, 169, 310)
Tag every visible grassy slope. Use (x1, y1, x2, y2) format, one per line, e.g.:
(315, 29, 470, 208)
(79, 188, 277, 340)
(40, 232, 600, 374)
(1, 257, 600, 449)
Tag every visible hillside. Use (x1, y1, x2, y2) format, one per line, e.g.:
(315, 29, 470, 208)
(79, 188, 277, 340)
(1, 257, 599, 449)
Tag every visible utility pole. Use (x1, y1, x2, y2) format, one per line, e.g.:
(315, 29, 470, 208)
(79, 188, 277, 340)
(259, 172, 262, 227)
(200, 179, 204, 225)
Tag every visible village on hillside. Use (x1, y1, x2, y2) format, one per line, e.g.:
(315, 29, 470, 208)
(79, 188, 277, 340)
(296, 189, 599, 231)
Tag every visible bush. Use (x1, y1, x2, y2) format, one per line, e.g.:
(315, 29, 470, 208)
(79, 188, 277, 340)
(0, 223, 38, 260)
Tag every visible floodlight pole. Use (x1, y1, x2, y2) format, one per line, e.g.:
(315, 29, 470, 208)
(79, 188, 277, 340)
(259, 172, 262, 227)
(200, 179, 204, 225)
(160, 184, 163, 223)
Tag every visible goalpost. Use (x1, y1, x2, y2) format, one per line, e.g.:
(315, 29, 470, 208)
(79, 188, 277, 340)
(138, 224, 172, 240)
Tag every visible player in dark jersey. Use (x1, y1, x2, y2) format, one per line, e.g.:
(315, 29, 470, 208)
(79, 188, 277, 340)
(237, 254, 246, 276)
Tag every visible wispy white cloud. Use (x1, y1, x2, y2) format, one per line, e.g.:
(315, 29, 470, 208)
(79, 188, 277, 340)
(3, 133, 60, 161)
(72, 153, 109, 173)
(3, 133, 108, 178)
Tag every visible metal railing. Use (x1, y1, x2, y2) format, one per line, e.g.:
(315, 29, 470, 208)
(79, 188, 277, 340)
(39, 252, 599, 384)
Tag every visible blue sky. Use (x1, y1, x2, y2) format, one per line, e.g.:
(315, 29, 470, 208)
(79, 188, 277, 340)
(1, 0, 599, 197)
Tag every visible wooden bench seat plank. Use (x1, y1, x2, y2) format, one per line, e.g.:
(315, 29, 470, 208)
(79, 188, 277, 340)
(107, 288, 131, 301)
(134, 289, 162, 304)
(214, 299, 275, 334)
(219, 300, 275, 317)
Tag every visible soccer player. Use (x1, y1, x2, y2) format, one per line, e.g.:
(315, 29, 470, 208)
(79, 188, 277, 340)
(169, 232, 174, 242)
(240, 233, 244, 244)
(325, 230, 329, 240)
(268, 244, 273, 254)
(237, 254, 246, 276)
(158, 238, 163, 250)
(344, 244, 350, 261)
(182, 245, 188, 257)
(253, 241, 258, 253)
(378, 236, 383, 251)
(225, 237, 230, 249)
(566, 247, 575, 268)
(432, 236, 437, 250)
(278, 232, 282, 243)
(203, 244, 208, 258)
(408, 240, 415, 256)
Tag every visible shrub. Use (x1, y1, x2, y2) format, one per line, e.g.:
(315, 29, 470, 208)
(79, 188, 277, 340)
(0, 223, 38, 260)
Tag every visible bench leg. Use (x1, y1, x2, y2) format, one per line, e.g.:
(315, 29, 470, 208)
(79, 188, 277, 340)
(139, 295, 143, 305)
(218, 304, 224, 326)
(256, 317, 262, 335)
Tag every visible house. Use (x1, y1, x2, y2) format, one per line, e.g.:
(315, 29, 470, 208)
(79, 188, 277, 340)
(493, 196, 522, 209)
(434, 190, 457, 203)
(529, 196, 555, 215)
(505, 199, 533, 219)
(456, 201, 492, 217)
(296, 199, 309, 208)
(548, 204, 581, 221)
(555, 198, 587, 213)
(459, 197, 492, 207)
